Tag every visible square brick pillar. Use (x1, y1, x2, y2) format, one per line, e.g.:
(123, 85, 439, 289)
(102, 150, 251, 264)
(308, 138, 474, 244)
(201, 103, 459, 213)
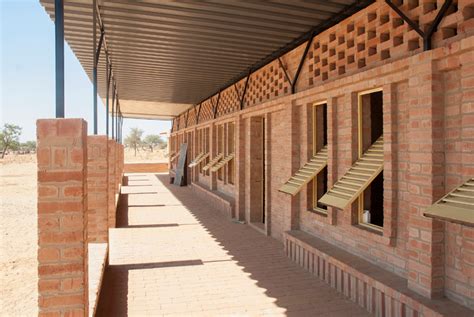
(193, 128, 199, 183)
(116, 143, 124, 188)
(406, 54, 445, 298)
(119, 144, 124, 185)
(286, 101, 299, 231)
(108, 140, 117, 229)
(87, 135, 108, 243)
(36, 119, 89, 316)
(234, 116, 245, 220)
(210, 123, 217, 190)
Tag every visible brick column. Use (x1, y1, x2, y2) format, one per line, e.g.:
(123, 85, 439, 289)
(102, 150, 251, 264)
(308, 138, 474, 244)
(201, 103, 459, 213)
(235, 116, 245, 220)
(460, 49, 474, 176)
(87, 135, 108, 243)
(193, 128, 199, 182)
(406, 54, 445, 298)
(326, 97, 338, 225)
(108, 140, 117, 229)
(117, 144, 124, 187)
(286, 100, 299, 230)
(37, 119, 88, 316)
(210, 123, 217, 190)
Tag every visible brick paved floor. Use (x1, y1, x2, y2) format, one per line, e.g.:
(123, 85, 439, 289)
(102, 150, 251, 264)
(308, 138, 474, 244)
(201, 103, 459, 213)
(96, 173, 370, 316)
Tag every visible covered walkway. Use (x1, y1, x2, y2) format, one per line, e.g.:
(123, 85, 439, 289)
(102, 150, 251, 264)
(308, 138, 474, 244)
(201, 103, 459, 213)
(96, 173, 369, 316)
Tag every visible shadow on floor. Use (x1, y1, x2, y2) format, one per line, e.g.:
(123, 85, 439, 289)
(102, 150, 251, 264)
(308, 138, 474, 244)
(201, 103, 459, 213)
(96, 174, 368, 316)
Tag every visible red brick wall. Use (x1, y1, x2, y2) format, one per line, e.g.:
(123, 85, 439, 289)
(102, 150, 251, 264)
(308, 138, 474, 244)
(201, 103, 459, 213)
(441, 49, 474, 308)
(87, 136, 108, 243)
(172, 1, 474, 131)
(171, 36, 474, 309)
(37, 119, 89, 316)
(108, 140, 117, 229)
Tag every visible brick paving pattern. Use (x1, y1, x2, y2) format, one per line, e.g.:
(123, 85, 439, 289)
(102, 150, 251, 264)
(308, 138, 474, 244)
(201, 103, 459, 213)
(96, 173, 369, 316)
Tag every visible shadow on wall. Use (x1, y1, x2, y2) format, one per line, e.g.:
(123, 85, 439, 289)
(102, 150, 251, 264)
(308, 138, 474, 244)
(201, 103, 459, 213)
(96, 174, 364, 316)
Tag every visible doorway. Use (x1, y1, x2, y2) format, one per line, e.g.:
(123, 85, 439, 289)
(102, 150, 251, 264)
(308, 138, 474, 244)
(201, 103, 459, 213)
(249, 116, 266, 230)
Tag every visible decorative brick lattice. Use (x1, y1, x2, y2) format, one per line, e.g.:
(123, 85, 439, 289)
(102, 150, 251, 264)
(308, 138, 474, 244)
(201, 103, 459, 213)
(187, 107, 197, 127)
(178, 113, 187, 129)
(216, 80, 245, 117)
(244, 59, 292, 109)
(198, 96, 217, 123)
(175, 0, 474, 128)
(307, 0, 471, 87)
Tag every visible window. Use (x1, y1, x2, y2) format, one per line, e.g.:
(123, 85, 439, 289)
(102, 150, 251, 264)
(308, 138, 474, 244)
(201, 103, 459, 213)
(198, 128, 211, 176)
(217, 125, 224, 180)
(319, 89, 384, 232)
(279, 102, 328, 196)
(312, 103, 329, 213)
(358, 89, 384, 230)
(210, 122, 236, 183)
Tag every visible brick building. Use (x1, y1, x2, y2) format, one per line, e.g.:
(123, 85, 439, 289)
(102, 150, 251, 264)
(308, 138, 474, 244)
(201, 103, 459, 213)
(169, 0, 474, 313)
(39, 0, 473, 315)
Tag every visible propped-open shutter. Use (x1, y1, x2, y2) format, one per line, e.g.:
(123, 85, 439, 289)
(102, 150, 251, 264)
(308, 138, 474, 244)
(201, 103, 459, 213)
(189, 152, 209, 167)
(279, 146, 328, 196)
(170, 152, 178, 162)
(210, 153, 235, 172)
(424, 178, 474, 226)
(319, 137, 383, 209)
(202, 153, 223, 171)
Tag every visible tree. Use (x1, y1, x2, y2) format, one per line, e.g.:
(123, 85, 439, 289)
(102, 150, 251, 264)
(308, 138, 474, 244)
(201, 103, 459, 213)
(0, 124, 22, 158)
(143, 134, 166, 152)
(124, 128, 144, 156)
(21, 140, 37, 153)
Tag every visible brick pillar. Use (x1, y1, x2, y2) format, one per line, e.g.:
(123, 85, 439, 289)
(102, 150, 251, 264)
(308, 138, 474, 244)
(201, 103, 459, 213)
(326, 97, 338, 225)
(235, 116, 245, 220)
(87, 135, 108, 243)
(117, 144, 123, 187)
(210, 123, 217, 190)
(406, 54, 445, 298)
(108, 140, 117, 229)
(37, 119, 88, 316)
(460, 49, 474, 176)
(264, 112, 272, 235)
(193, 127, 199, 182)
(286, 101, 299, 230)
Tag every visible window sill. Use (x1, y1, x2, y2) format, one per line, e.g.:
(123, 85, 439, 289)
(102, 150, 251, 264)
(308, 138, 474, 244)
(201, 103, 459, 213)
(309, 208, 328, 217)
(354, 223, 383, 236)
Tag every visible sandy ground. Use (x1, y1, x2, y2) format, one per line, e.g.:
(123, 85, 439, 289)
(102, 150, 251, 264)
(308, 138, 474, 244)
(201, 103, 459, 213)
(124, 147, 168, 163)
(0, 154, 38, 316)
(0, 149, 166, 316)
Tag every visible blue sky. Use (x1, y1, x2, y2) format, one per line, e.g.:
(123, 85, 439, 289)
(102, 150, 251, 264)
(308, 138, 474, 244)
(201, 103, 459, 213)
(0, 0, 171, 142)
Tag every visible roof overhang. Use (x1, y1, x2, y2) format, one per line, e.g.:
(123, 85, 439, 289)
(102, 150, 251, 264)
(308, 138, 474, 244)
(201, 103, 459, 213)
(40, 0, 372, 119)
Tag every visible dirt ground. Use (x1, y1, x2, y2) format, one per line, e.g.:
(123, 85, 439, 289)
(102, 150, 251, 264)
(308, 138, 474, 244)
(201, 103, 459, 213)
(0, 149, 168, 316)
(0, 154, 38, 316)
(124, 147, 168, 163)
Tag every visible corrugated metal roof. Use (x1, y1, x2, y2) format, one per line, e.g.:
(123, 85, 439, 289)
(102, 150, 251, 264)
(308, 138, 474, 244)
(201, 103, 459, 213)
(40, 0, 372, 119)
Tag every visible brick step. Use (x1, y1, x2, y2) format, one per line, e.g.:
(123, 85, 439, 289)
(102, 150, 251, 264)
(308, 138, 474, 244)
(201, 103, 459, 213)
(190, 182, 234, 219)
(284, 230, 473, 317)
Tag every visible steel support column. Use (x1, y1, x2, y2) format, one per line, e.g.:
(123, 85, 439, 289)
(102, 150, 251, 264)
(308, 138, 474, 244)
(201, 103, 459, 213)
(54, 0, 64, 118)
(111, 88, 115, 140)
(213, 91, 221, 119)
(292, 32, 314, 94)
(385, 0, 452, 51)
(92, 0, 98, 134)
(240, 71, 251, 110)
(106, 59, 111, 137)
(278, 57, 293, 87)
(196, 103, 202, 124)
